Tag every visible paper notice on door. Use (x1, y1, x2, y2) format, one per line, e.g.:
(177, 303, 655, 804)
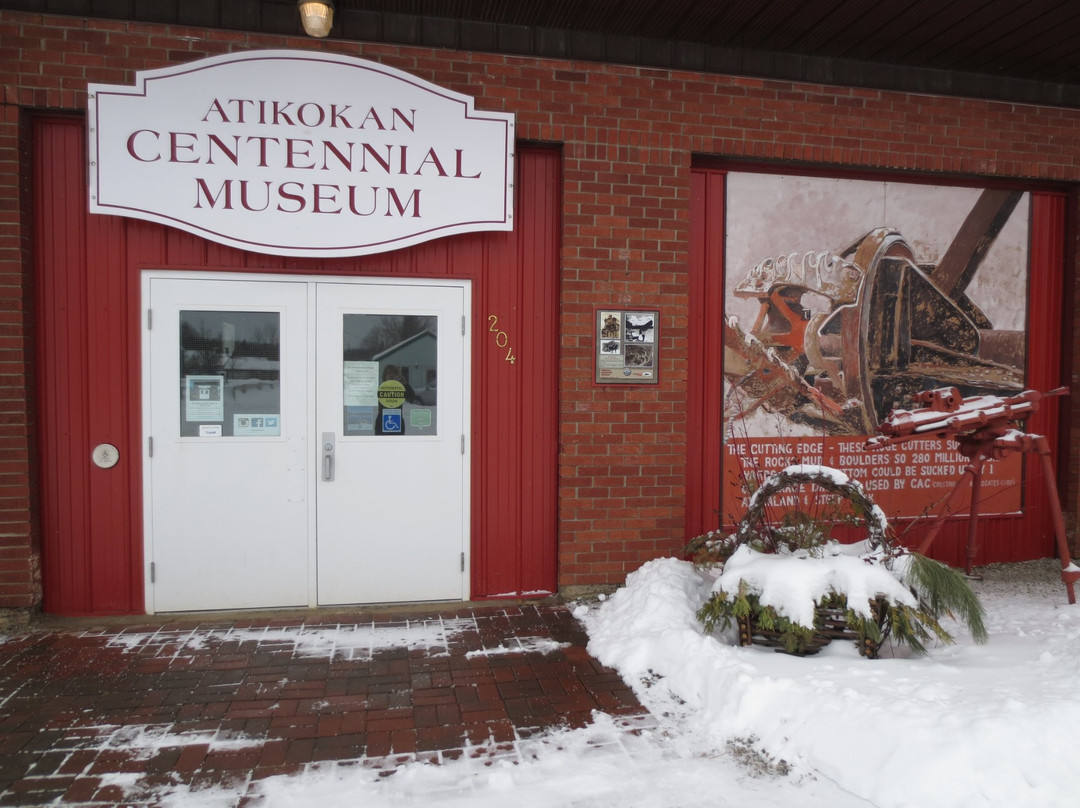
(185, 375, 225, 421)
(344, 361, 379, 406)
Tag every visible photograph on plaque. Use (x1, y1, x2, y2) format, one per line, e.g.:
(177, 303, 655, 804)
(595, 309, 659, 384)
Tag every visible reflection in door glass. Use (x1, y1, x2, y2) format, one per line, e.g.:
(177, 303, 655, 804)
(179, 311, 281, 437)
(342, 314, 438, 436)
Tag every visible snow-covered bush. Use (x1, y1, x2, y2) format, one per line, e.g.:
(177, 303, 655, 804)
(691, 465, 987, 656)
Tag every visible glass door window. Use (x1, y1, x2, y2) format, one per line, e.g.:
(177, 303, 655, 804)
(179, 311, 281, 437)
(341, 313, 438, 436)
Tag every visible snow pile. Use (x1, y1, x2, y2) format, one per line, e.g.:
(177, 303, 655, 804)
(242, 711, 859, 808)
(585, 557, 1080, 808)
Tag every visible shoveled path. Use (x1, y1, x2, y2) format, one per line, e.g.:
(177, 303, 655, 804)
(0, 601, 648, 806)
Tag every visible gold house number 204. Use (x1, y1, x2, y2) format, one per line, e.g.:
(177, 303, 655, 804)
(487, 315, 517, 364)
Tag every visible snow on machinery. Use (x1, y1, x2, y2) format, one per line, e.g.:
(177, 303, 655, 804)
(866, 385, 1079, 604)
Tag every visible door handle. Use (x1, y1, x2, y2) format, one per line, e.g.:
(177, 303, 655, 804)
(322, 432, 335, 481)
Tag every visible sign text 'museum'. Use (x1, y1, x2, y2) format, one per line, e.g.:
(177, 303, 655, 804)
(89, 51, 515, 257)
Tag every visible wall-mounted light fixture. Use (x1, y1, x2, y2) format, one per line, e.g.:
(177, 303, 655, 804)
(298, 0, 335, 38)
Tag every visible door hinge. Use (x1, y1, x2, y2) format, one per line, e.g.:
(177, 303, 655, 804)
(461, 434, 465, 455)
(150, 562, 155, 583)
(461, 552, 465, 572)
(148, 436, 153, 457)
(461, 315, 466, 336)
(147, 309, 152, 330)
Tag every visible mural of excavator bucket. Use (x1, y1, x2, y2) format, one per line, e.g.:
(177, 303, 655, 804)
(724, 189, 1026, 434)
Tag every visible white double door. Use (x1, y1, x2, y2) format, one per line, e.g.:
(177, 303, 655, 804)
(143, 274, 469, 612)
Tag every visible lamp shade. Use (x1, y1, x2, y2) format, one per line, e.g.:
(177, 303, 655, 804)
(298, 1, 335, 38)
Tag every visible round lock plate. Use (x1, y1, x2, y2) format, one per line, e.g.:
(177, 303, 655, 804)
(92, 443, 119, 469)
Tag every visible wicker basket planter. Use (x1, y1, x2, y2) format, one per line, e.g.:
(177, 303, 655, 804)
(736, 596, 888, 658)
(691, 465, 987, 658)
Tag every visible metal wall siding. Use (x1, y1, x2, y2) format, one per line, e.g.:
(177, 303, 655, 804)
(33, 115, 560, 613)
(466, 148, 562, 598)
(473, 230, 520, 596)
(686, 169, 727, 540)
(85, 212, 141, 612)
(516, 149, 560, 595)
(34, 117, 87, 613)
(1007, 192, 1065, 558)
(35, 116, 141, 614)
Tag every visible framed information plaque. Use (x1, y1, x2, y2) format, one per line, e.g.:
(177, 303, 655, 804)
(595, 308, 659, 384)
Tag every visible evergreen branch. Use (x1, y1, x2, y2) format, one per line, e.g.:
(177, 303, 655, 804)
(904, 553, 988, 644)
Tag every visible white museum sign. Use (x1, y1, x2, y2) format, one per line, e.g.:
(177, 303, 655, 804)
(88, 50, 515, 257)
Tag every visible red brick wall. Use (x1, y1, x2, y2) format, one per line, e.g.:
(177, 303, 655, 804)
(0, 76, 39, 610)
(2, 10, 1079, 606)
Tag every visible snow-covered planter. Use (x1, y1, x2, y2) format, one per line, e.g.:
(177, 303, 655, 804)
(694, 466, 987, 657)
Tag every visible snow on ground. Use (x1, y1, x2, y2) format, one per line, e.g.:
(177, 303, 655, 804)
(233, 711, 865, 808)
(102, 617, 482, 660)
(584, 557, 1080, 808)
(44, 558, 1080, 807)
(102, 619, 569, 662)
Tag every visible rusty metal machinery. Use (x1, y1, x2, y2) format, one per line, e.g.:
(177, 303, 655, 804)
(866, 385, 1079, 605)
(725, 189, 1026, 434)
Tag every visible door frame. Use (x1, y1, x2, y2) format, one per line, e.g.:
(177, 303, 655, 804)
(140, 270, 473, 613)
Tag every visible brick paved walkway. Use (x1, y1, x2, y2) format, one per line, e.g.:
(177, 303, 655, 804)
(0, 602, 647, 807)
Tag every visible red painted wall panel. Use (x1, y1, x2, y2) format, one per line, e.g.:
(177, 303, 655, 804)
(685, 170, 727, 539)
(467, 149, 561, 597)
(34, 116, 141, 614)
(33, 114, 559, 614)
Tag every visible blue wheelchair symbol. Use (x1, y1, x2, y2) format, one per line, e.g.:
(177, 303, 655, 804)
(382, 411, 403, 433)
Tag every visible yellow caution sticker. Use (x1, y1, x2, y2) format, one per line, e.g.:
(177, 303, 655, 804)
(377, 379, 406, 408)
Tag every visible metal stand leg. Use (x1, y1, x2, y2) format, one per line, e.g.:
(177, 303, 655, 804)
(917, 460, 979, 557)
(965, 457, 984, 577)
(1034, 436, 1079, 605)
